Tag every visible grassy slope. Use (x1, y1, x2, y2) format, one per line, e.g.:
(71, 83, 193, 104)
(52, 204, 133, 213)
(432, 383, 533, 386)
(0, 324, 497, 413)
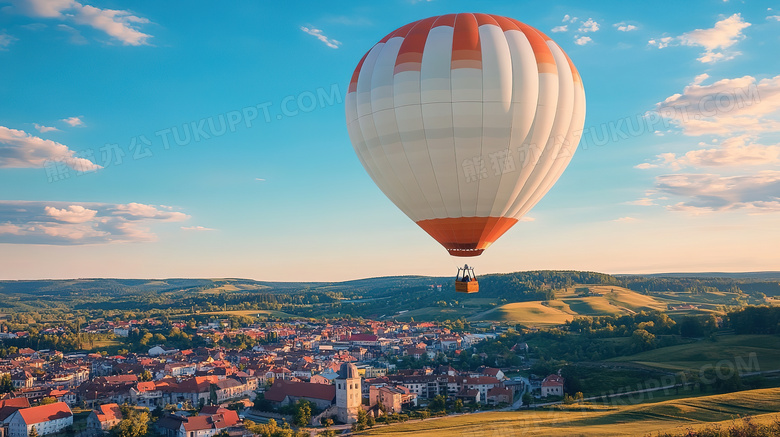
(358, 387, 780, 437)
(473, 285, 671, 325)
(608, 334, 780, 372)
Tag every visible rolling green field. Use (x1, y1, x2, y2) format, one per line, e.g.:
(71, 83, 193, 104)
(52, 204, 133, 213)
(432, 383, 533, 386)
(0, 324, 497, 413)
(191, 309, 296, 319)
(474, 285, 673, 325)
(609, 334, 780, 372)
(358, 387, 780, 437)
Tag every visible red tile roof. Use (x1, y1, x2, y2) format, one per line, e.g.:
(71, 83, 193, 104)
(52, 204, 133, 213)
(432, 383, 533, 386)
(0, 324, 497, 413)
(542, 374, 564, 387)
(95, 403, 123, 422)
(17, 402, 72, 425)
(0, 398, 31, 422)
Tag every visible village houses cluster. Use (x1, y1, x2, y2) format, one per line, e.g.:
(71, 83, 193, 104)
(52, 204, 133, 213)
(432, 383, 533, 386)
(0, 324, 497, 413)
(1, 318, 558, 436)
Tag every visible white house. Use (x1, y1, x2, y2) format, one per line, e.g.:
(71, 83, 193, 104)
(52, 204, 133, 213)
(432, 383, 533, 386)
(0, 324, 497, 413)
(6, 402, 73, 437)
(541, 374, 565, 398)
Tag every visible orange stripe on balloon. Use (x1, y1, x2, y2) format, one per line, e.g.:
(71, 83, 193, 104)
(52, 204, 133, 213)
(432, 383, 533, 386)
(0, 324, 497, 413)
(432, 13, 457, 28)
(415, 216, 519, 256)
(348, 51, 369, 94)
(394, 16, 437, 74)
(451, 14, 481, 70)
(473, 13, 499, 27)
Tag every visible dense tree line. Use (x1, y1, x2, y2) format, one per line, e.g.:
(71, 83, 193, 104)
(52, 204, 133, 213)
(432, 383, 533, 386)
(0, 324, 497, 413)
(728, 306, 780, 334)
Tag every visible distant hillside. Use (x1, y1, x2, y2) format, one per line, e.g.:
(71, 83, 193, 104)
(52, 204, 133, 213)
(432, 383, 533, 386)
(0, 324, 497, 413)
(622, 271, 780, 281)
(0, 270, 777, 322)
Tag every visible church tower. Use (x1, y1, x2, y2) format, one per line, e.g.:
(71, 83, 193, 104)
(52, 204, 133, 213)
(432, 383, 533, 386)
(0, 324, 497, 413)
(335, 362, 361, 423)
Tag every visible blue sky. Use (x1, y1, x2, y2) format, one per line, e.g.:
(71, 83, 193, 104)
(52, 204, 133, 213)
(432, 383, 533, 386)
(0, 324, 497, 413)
(1, 0, 779, 281)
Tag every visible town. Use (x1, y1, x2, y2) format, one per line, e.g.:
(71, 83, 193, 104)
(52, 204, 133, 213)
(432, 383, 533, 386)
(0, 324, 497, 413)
(0, 316, 560, 437)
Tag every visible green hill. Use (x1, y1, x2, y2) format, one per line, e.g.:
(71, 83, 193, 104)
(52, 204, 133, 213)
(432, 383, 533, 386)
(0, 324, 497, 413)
(359, 387, 780, 437)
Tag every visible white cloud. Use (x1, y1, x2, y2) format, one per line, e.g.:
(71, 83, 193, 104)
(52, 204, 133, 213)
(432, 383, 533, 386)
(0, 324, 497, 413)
(614, 217, 638, 222)
(648, 36, 674, 49)
(56, 24, 87, 44)
(551, 25, 568, 33)
(655, 74, 780, 137)
(768, 15, 780, 21)
(5, 0, 152, 46)
(635, 163, 657, 169)
(34, 123, 59, 133)
(255, 178, 266, 182)
(62, 116, 84, 127)
(181, 226, 216, 231)
(300, 26, 341, 49)
(645, 136, 780, 169)
(562, 15, 577, 23)
(626, 198, 656, 206)
(0, 32, 17, 50)
(649, 14, 750, 63)
(518, 216, 535, 222)
(45, 205, 97, 223)
(615, 22, 637, 32)
(578, 18, 600, 33)
(0, 125, 101, 171)
(574, 36, 592, 46)
(656, 171, 780, 213)
(0, 201, 190, 245)
(113, 202, 189, 221)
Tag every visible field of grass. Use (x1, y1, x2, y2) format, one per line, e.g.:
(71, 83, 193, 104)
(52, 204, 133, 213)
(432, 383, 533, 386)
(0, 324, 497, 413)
(473, 285, 672, 325)
(192, 309, 295, 319)
(358, 387, 780, 437)
(608, 334, 780, 372)
(476, 301, 574, 326)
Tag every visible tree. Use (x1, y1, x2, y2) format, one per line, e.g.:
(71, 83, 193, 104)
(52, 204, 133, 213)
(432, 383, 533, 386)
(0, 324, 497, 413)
(140, 370, 153, 382)
(293, 400, 312, 427)
(352, 410, 369, 432)
(366, 414, 375, 428)
(630, 328, 656, 352)
(38, 397, 57, 406)
(209, 383, 218, 405)
(0, 373, 13, 393)
(28, 426, 38, 437)
(454, 399, 463, 413)
(429, 395, 446, 412)
(112, 407, 149, 437)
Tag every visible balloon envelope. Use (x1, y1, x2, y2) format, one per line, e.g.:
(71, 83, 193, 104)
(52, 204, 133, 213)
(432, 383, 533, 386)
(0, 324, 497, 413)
(345, 13, 586, 256)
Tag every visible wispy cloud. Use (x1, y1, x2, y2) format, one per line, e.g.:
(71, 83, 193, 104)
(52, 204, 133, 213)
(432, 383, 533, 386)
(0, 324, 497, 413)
(0, 32, 18, 50)
(614, 22, 637, 32)
(613, 216, 639, 222)
(34, 123, 59, 133)
(655, 74, 780, 137)
(574, 36, 592, 46)
(648, 14, 750, 63)
(637, 136, 780, 170)
(551, 25, 568, 33)
(0, 201, 190, 245)
(626, 198, 656, 206)
(300, 26, 341, 49)
(56, 24, 87, 44)
(0, 125, 100, 171)
(768, 15, 780, 21)
(61, 116, 84, 127)
(5, 0, 152, 46)
(578, 18, 600, 33)
(657, 171, 780, 214)
(181, 226, 215, 232)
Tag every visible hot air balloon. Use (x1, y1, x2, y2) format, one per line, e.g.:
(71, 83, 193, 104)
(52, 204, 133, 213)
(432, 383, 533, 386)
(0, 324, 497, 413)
(345, 13, 586, 293)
